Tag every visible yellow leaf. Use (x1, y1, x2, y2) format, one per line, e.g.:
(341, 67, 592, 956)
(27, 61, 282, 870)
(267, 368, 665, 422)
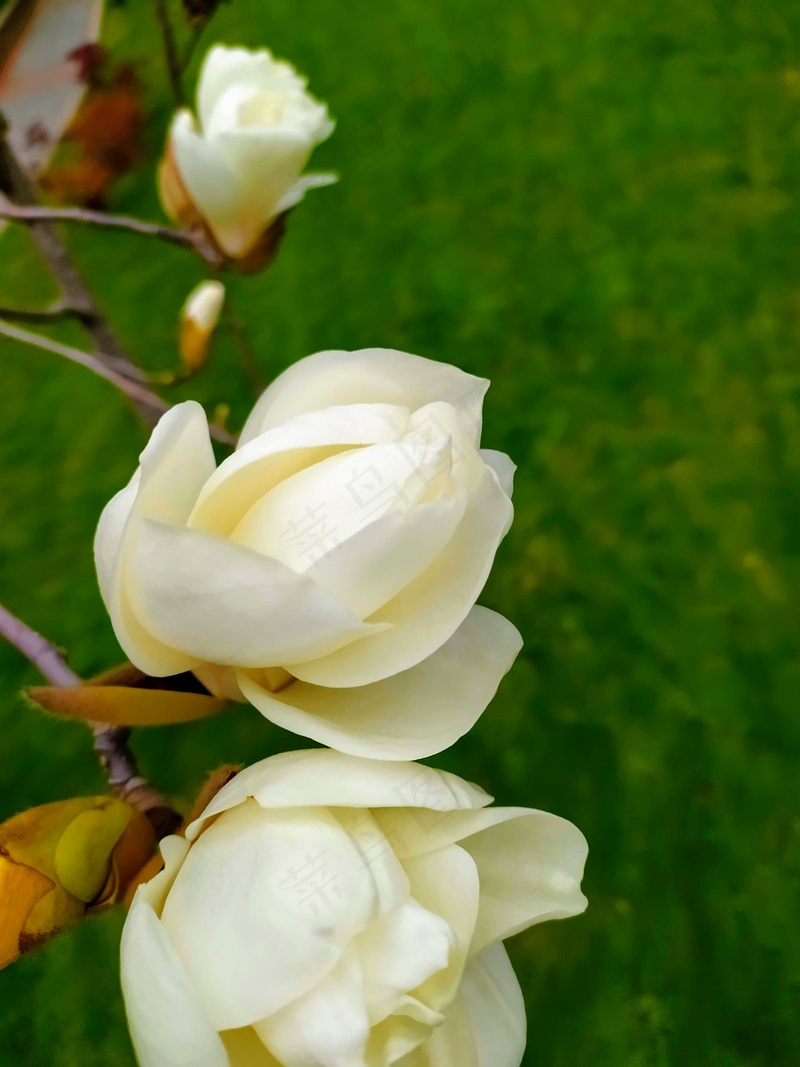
(0, 852, 52, 969)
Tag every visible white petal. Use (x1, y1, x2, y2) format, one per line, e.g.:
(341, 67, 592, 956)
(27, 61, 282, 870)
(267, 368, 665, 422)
(288, 467, 514, 688)
(401, 845, 480, 1014)
(334, 807, 410, 913)
(213, 126, 311, 224)
(273, 172, 338, 215)
(191, 404, 410, 537)
(137, 834, 191, 915)
(121, 896, 228, 1067)
(126, 520, 380, 667)
(458, 810, 588, 953)
(304, 491, 467, 620)
(170, 110, 255, 257)
(95, 401, 215, 676)
(95, 469, 140, 608)
(237, 606, 521, 759)
(186, 750, 491, 841)
(160, 801, 380, 1029)
(357, 900, 454, 1025)
(479, 449, 515, 498)
(459, 945, 526, 1067)
(231, 437, 457, 584)
(395, 994, 479, 1067)
(197, 46, 306, 132)
(254, 949, 369, 1067)
(239, 349, 489, 446)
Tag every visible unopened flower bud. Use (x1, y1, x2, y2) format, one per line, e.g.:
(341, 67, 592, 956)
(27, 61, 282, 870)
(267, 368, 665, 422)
(179, 280, 225, 371)
(0, 797, 155, 970)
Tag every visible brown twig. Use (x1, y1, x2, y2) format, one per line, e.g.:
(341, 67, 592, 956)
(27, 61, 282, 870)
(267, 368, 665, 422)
(0, 603, 180, 836)
(0, 319, 237, 445)
(153, 0, 185, 106)
(0, 115, 157, 422)
(0, 318, 171, 417)
(0, 203, 194, 250)
(0, 302, 85, 326)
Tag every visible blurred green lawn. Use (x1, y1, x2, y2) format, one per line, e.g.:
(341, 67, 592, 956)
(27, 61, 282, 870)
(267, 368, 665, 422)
(2, 0, 800, 1063)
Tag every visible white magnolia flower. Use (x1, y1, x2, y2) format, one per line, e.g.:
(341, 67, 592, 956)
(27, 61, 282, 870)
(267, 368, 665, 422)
(180, 280, 225, 371)
(160, 44, 336, 262)
(95, 348, 521, 759)
(121, 749, 588, 1067)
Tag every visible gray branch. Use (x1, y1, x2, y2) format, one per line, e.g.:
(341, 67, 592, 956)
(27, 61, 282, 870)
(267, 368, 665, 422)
(0, 601, 180, 836)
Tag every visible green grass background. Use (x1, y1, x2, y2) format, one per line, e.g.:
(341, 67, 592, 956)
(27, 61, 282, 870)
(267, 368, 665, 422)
(2, 0, 800, 1063)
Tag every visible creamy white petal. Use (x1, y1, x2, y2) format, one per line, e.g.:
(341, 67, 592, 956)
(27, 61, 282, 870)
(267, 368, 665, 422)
(237, 607, 521, 760)
(160, 801, 379, 1029)
(137, 834, 191, 916)
(230, 437, 452, 576)
(121, 896, 228, 1067)
(479, 449, 515, 498)
(96, 401, 215, 676)
(197, 47, 313, 133)
(239, 349, 489, 446)
(126, 520, 379, 667)
(375, 805, 579, 860)
(459, 945, 526, 1067)
(458, 810, 589, 953)
(94, 469, 139, 608)
(190, 404, 410, 537)
(170, 110, 255, 257)
(273, 172, 339, 214)
(401, 845, 480, 1014)
(213, 126, 312, 223)
(395, 994, 479, 1067)
(288, 468, 514, 688)
(186, 751, 490, 841)
(334, 808, 410, 913)
(304, 491, 467, 620)
(254, 948, 370, 1067)
(357, 900, 454, 1025)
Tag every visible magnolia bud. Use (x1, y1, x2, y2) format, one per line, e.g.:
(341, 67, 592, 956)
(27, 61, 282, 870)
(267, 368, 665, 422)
(0, 797, 155, 970)
(158, 44, 336, 272)
(179, 280, 225, 372)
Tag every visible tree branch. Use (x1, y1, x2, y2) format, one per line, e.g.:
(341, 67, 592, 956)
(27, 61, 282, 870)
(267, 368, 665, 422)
(0, 602, 81, 688)
(0, 203, 194, 250)
(0, 603, 180, 836)
(0, 319, 237, 445)
(0, 318, 170, 417)
(153, 0, 185, 106)
(0, 117, 160, 423)
(0, 302, 85, 326)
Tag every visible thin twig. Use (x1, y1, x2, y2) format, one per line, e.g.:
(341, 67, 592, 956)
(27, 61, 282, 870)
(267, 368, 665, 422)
(0, 203, 193, 250)
(222, 295, 266, 393)
(0, 318, 171, 417)
(0, 116, 156, 422)
(182, 20, 205, 71)
(153, 0, 185, 106)
(0, 603, 180, 835)
(0, 603, 81, 688)
(0, 318, 237, 446)
(0, 302, 85, 326)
